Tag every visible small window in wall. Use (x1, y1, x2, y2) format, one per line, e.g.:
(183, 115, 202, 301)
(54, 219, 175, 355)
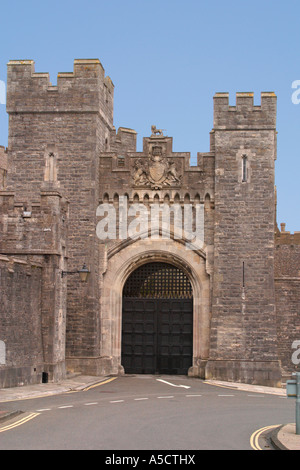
(117, 155, 125, 167)
(0, 341, 5, 365)
(242, 155, 247, 182)
(44, 151, 57, 183)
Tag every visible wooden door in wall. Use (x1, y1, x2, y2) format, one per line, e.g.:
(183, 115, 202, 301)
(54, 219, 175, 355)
(121, 262, 193, 375)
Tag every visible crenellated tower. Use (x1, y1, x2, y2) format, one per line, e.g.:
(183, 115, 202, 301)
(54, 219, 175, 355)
(206, 92, 281, 386)
(5, 59, 115, 375)
(6, 58, 114, 197)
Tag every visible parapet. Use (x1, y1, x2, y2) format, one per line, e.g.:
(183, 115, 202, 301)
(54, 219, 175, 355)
(0, 146, 7, 190)
(275, 224, 300, 278)
(110, 127, 137, 153)
(0, 146, 7, 168)
(213, 92, 277, 130)
(0, 144, 7, 163)
(6, 59, 114, 125)
(275, 223, 300, 245)
(0, 190, 68, 255)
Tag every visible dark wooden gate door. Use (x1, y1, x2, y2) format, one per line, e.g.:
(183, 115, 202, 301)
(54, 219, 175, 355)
(121, 262, 193, 375)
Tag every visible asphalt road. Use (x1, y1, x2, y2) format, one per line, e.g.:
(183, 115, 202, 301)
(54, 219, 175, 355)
(0, 375, 295, 451)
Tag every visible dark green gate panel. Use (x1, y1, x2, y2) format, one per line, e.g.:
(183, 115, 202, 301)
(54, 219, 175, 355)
(157, 299, 193, 375)
(121, 263, 193, 375)
(122, 299, 157, 374)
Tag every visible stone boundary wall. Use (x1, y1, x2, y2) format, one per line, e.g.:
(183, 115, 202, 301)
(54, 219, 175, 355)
(0, 255, 43, 388)
(275, 227, 300, 376)
(0, 189, 68, 387)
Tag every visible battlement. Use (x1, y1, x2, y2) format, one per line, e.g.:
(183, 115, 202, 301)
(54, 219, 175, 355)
(0, 190, 68, 255)
(0, 145, 7, 165)
(275, 224, 300, 279)
(213, 92, 277, 129)
(0, 146, 7, 190)
(276, 223, 300, 245)
(6, 59, 114, 125)
(110, 126, 137, 153)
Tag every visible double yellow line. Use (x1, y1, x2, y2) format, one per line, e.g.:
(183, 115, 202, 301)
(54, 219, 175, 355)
(82, 376, 117, 391)
(0, 412, 40, 433)
(250, 424, 280, 450)
(0, 377, 117, 434)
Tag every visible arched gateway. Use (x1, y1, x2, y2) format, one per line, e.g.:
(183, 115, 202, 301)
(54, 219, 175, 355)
(99, 239, 211, 378)
(0, 59, 285, 389)
(122, 262, 193, 374)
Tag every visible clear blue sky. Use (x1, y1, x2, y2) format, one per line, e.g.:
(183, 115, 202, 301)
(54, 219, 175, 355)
(0, 0, 299, 231)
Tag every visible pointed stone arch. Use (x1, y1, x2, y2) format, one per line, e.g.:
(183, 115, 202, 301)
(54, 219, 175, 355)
(99, 237, 211, 377)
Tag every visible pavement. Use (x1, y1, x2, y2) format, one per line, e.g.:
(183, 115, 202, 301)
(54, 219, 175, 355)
(0, 374, 299, 450)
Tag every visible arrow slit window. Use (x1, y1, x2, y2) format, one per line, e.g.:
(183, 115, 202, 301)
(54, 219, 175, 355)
(242, 155, 247, 182)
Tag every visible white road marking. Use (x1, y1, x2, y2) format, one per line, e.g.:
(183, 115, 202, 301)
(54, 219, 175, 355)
(156, 379, 190, 389)
(218, 394, 235, 397)
(34, 388, 265, 414)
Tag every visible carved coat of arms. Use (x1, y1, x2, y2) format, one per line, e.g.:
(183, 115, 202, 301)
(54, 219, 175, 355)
(133, 146, 181, 189)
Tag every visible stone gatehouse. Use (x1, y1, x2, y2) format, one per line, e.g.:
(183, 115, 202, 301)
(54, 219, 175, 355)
(0, 58, 299, 388)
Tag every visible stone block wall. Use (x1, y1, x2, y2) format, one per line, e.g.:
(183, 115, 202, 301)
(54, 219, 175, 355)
(5, 59, 115, 374)
(206, 92, 281, 386)
(275, 227, 300, 376)
(0, 255, 43, 387)
(0, 190, 68, 387)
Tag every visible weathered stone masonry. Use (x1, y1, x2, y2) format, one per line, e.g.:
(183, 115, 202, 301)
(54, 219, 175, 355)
(275, 227, 300, 377)
(0, 190, 68, 386)
(206, 92, 280, 385)
(0, 58, 299, 388)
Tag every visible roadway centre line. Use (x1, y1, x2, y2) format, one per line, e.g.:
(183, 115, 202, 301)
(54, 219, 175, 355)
(35, 391, 266, 413)
(34, 394, 202, 411)
(218, 394, 235, 397)
(247, 395, 265, 398)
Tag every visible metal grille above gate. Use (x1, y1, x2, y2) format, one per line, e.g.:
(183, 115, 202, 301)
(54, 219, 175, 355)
(122, 262, 193, 375)
(122, 262, 193, 299)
